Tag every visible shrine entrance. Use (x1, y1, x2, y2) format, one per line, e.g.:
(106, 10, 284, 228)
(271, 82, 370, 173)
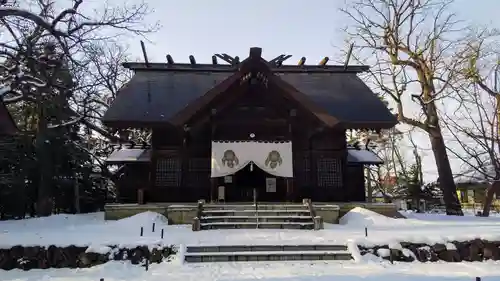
(224, 162, 285, 202)
(211, 141, 293, 203)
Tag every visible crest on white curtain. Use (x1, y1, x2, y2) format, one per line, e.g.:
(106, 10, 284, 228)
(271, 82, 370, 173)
(265, 150, 283, 169)
(211, 141, 293, 178)
(221, 150, 239, 168)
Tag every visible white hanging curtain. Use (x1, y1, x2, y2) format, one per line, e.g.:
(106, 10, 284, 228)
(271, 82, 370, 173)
(252, 141, 293, 177)
(211, 141, 293, 178)
(211, 141, 252, 178)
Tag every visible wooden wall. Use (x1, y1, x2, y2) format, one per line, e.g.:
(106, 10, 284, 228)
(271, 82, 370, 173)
(114, 163, 150, 203)
(117, 82, 366, 203)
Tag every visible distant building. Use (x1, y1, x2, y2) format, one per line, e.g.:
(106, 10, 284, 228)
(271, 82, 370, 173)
(453, 169, 499, 207)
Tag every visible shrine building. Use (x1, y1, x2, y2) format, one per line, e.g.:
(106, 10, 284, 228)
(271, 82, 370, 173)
(102, 47, 397, 204)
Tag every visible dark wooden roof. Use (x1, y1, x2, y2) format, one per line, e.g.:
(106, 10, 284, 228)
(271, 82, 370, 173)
(103, 47, 397, 129)
(0, 99, 18, 135)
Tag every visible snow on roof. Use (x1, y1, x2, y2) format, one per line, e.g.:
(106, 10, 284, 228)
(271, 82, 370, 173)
(372, 191, 393, 198)
(347, 149, 383, 164)
(105, 148, 151, 163)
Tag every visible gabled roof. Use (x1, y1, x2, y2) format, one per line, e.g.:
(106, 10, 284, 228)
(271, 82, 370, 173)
(102, 70, 233, 125)
(106, 148, 151, 164)
(347, 148, 383, 165)
(278, 73, 395, 127)
(170, 48, 339, 128)
(102, 47, 397, 129)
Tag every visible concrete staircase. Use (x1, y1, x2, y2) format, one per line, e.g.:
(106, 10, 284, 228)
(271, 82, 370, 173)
(197, 203, 317, 230)
(184, 244, 353, 262)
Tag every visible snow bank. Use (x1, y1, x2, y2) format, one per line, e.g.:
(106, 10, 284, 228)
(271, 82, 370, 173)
(341, 207, 500, 248)
(109, 211, 169, 229)
(113, 211, 168, 225)
(86, 245, 112, 254)
(339, 207, 407, 227)
(403, 211, 500, 222)
(0, 211, 173, 249)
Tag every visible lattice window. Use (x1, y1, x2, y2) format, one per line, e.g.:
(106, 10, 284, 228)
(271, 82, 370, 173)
(294, 154, 310, 187)
(187, 158, 210, 187)
(155, 158, 181, 187)
(317, 158, 342, 188)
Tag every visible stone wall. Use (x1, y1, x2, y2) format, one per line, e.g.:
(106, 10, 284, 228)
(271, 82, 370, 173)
(104, 204, 197, 224)
(0, 244, 175, 271)
(335, 203, 403, 218)
(358, 239, 500, 262)
(104, 204, 168, 220)
(313, 205, 340, 224)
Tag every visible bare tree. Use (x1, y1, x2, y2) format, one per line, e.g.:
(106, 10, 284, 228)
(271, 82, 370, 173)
(347, 127, 406, 201)
(443, 83, 499, 215)
(369, 127, 433, 207)
(450, 29, 500, 216)
(368, 127, 405, 201)
(0, 0, 158, 216)
(340, 0, 466, 215)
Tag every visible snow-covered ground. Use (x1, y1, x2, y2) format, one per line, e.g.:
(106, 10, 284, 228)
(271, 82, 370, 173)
(2, 208, 500, 281)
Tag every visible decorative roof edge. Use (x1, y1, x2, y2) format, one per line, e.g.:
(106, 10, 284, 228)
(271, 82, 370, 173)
(122, 62, 369, 74)
(212, 140, 292, 144)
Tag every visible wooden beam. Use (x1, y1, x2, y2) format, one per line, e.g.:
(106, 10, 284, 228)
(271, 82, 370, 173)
(298, 57, 306, 66)
(189, 55, 196, 65)
(279, 55, 292, 66)
(122, 62, 370, 73)
(166, 54, 174, 64)
(215, 53, 238, 65)
(270, 54, 292, 66)
(214, 119, 288, 126)
(140, 41, 149, 67)
(319, 56, 329, 66)
(249, 47, 262, 59)
(269, 54, 285, 65)
(344, 43, 354, 70)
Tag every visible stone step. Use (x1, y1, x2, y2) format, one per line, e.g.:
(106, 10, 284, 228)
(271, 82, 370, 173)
(201, 215, 313, 223)
(186, 244, 348, 253)
(184, 250, 352, 263)
(200, 221, 315, 230)
(202, 204, 308, 211)
(202, 210, 311, 217)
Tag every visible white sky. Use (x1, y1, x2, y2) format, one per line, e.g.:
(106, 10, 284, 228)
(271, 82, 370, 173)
(76, 0, 500, 182)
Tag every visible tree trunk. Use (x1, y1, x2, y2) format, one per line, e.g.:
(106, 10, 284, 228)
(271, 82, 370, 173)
(428, 127, 463, 215)
(366, 167, 373, 203)
(482, 180, 500, 217)
(35, 135, 54, 217)
(35, 104, 53, 217)
(483, 95, 500, 217)
(74, 177, 80, 214)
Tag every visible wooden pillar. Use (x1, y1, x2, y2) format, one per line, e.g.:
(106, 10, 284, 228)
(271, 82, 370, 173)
(180, 125, 189, 200)
(148, 150, 156, 202)
(210, 177, 216, 203)
(210, 108, 217, 203)
(285, 178, 290, 202)
(285, 178, 295, 202)
(308, 134, 317, 192)
(137, 188, 144, 205)
(288, 109, 296, 202)
(366, 164, 373, 203)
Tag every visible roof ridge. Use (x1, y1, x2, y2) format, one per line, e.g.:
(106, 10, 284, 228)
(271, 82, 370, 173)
(123, 62, 369, 74)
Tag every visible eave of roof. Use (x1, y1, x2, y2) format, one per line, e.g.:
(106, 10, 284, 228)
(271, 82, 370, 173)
(122, 62, 370, 74)
(104, 47, 395, 130)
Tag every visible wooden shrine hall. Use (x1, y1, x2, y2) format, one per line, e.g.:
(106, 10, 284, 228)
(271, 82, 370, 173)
(102, 47, 397, 204)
